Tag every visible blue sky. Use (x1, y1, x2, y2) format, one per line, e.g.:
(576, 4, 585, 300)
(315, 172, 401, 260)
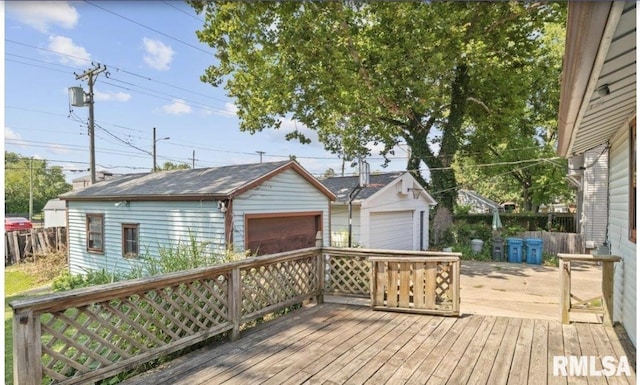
(4, 1, 411, 182)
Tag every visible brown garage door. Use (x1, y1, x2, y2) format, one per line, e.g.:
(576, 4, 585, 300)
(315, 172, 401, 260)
(246, 213, 321, 255)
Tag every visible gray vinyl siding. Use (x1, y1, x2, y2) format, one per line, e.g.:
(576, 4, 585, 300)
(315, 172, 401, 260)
(67, 201, 225, 275)
(329, 204, 362, 247)
(582, 145, 609, 247)
(609, 127, 636, 346)
(232, 169, 331, 251)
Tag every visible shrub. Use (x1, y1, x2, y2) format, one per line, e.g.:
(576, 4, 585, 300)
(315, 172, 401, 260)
(52, 232, 249, 291)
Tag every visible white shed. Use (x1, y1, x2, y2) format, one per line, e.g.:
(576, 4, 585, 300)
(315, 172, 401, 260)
(321, 172, 437, 250)
(43, 198, 66, 228)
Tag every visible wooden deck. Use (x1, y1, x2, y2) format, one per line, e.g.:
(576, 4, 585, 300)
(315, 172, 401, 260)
(122, 303, 636, 385)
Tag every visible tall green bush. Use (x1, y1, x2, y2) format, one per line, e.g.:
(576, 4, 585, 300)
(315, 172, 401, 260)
(53, 232, 247, 291)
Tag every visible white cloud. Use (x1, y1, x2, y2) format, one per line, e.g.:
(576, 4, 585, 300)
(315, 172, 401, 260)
(162, 99, 192, 115)
(94, 89, 131, 102)
(218, 102, 238, 117)
(48, 35, 91, 66)
(4, 127, 28, 147)
(7, 1, 79, 33)
(142, 38, 175, 71)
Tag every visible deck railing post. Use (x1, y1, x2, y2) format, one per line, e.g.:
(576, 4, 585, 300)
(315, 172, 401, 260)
(452, 260, 460, 315)
(560, 259, 571, 324)
(602, 261, 615, 326)
(229, 267, 241, 341)
(13, 309, 42, 385)
(316, 250, 324, 304)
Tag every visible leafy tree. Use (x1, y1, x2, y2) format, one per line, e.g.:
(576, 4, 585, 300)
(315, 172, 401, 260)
(155, 161, 190, 171)
(190, 1, 564, 210)
(322, 168, 336, 179)
(5, 152, 71, 215)
(455, 21, 572, 212)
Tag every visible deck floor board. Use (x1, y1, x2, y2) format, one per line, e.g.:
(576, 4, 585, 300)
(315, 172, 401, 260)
(122, 303, 636, 385)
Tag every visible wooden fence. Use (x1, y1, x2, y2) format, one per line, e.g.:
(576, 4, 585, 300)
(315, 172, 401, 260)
(5, 227, 67, 265)
(10, 247, 460, 385)
(322, 248, 461, 316)
(370, 253, 460, 316)
(519, 231, 584, 255)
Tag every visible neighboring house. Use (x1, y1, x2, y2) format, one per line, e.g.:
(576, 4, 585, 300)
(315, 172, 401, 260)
(557, 1, 636, 345)
(321, 172, 437, 250)
(59, 161, 335, 275)
(72, 171, 119, 190)
(566, 144, 609, 250)
(456, 189, 500, 213)
(43, 198, 66, 228)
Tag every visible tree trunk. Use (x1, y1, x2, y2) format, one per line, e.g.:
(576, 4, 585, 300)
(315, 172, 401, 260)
(423, 63, 469, 210)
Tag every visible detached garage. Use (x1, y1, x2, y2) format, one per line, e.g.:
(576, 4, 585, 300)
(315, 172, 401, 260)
(60, 161, 335, 275)
(321, 172, 437, 250)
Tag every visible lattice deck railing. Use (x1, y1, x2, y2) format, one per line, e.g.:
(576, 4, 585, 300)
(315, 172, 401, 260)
(11, 247, 460, 385)
(10, 248, 323, 385)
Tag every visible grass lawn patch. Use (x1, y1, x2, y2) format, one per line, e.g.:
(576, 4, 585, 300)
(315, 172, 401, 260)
(5, 266, 36, 296)
(5, 267, 40, 385)
(5, 254, 64, 385)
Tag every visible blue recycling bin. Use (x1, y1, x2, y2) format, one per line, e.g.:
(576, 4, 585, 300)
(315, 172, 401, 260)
(506, 238, 524, 263)
(525, 238, 543, 265)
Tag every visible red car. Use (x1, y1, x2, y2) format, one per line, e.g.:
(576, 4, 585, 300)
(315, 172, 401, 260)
(5, 217, 33, 232)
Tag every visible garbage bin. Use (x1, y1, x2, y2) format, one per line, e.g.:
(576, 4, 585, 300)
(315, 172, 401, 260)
(506, 238, 524, 263)
(471, 239, 484, 254)
(525, 238, 543, 265)
(492, 237, 504, 261)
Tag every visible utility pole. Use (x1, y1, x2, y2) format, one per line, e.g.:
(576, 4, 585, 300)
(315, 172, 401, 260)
(74, 63, 107, 185)
(29, 157, 33, 221)
(189, 150, 197, 168)
(153, 127, 170, 172)
(153, 127, 157, 172)
(256, 151, 265, 163)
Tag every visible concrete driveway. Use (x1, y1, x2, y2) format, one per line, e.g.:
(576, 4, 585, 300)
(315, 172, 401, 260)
(460, 260, 603, 322)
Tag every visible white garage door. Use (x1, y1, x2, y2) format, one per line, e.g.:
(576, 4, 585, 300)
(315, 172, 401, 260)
(369, 211, 414, 250)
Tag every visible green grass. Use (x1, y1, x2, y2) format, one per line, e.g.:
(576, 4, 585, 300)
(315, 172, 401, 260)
(5, 265, 54, 385)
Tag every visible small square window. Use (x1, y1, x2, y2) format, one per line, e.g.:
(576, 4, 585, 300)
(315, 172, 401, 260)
(122, 224, 139, 258)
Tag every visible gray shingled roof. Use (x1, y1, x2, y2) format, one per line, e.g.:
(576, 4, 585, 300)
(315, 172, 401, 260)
(60, 161, 294, 200)
(320, 172, 405, 203)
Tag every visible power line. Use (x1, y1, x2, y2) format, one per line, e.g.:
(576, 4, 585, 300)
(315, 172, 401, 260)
(6, 58, 74, 74)
(94, 122, 152, 156)
(101, 78, 231, 116)
(85, 1, 213, 56)
(161, 1, 205, 22)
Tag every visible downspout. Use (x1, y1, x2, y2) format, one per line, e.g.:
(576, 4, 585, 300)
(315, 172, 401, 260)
(348, 186, 363, 248)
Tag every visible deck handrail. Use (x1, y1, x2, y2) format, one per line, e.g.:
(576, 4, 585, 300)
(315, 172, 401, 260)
(558, 253, 621, 325)
(11, 247, 324, 385)
(10, 247, 460, 385)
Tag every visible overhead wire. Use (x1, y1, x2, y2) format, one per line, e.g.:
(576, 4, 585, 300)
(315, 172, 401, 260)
(85, 1, 213, 56)
(161, 1, 205, 22)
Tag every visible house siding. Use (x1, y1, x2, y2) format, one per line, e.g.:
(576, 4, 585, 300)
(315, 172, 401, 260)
(67, 201, 225, 275)
(329, 204, 362, 247)
(232, 169, 330, 251)
(609, 126, 636, 346)
(582, 145, 609, 248)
